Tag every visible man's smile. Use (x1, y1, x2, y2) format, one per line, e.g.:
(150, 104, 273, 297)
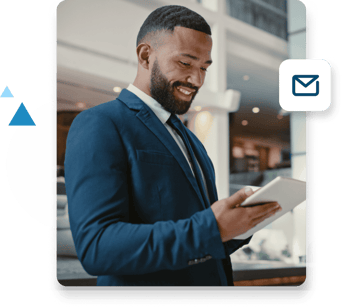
(174, 85, 198, 102)
(176, 86, 196, 96)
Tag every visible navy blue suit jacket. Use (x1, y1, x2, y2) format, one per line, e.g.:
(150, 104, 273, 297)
(64, 89, 251, 286)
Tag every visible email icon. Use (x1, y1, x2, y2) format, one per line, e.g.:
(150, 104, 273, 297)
(292, 75, 319, 96)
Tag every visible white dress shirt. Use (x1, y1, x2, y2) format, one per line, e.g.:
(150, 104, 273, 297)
(126, 84, 210, 201)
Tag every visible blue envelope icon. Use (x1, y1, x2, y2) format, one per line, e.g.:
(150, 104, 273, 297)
(292, 75, 319, 96)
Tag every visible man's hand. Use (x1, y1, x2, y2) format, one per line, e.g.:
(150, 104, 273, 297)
(211, 187, 282, 242)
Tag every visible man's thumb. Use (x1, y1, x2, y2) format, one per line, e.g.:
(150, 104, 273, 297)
(225, 186, 254, 208)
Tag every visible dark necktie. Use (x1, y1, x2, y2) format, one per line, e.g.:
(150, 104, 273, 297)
(167, 114, 209, 207)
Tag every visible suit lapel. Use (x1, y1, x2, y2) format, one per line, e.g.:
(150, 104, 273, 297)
(117, 90, 208, 210)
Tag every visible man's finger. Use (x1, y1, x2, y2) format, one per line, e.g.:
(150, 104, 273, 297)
(248, 202, 281, 219)
(251, 207, 280, 227)
(225, 187, 254, 209)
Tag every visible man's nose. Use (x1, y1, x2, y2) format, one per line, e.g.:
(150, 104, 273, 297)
(187, 69, 204, 88)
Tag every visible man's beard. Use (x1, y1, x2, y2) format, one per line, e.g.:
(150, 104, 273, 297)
(150, 59, 198, 115)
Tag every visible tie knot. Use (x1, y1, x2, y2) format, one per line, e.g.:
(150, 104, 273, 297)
(167, 114, 186, 137)
(167, 114, 181, 127)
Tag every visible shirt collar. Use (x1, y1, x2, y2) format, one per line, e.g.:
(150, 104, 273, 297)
(127, 84, 170, 124)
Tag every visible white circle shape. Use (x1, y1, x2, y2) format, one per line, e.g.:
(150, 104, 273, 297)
(6, 102, 56, 228)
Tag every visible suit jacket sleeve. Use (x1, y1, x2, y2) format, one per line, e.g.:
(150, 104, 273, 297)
(223, 237, 252, 256)
(64, 109, 226, 276)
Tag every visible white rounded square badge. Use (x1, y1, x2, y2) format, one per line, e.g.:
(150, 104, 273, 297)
(279, 59, 331, 111)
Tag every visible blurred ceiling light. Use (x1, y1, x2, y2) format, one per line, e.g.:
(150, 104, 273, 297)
(243, 75, 250, 81)
(252, 107, 260, 113)
(76, 102, 86, 109)
(232, 146, 245, 158)
(113, 86, 122, 93)
(241, 120, 248, 126)
(194, 106, 202, 111)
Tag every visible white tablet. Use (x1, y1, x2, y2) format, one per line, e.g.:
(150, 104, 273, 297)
(234, 176, 306, 239)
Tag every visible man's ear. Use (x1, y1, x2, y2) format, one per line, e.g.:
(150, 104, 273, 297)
(136, 43, 151, 70)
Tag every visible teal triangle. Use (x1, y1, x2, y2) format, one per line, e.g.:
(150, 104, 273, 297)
(1, 86, 13, 97)
(9, 103, 36, 126)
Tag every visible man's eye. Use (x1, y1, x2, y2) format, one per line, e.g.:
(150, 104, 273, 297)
(201, 67, 207, 72)
(179, 61, 190, 67)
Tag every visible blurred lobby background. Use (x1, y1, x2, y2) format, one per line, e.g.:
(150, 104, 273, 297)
(57, 0, 307, 286)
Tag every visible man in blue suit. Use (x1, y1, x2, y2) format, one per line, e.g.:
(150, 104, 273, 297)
(64, 5, 281, 286)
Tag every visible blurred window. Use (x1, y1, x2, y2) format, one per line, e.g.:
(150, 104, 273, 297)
(196, 0, 218, 11)
(226, 0, 288, 40)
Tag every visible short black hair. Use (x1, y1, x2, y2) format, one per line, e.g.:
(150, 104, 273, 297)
(136, 5, 211, 46)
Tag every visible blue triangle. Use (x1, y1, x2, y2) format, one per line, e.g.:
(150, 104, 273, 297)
(9, 103, 36, 126)
(1, 86, 13, 97)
